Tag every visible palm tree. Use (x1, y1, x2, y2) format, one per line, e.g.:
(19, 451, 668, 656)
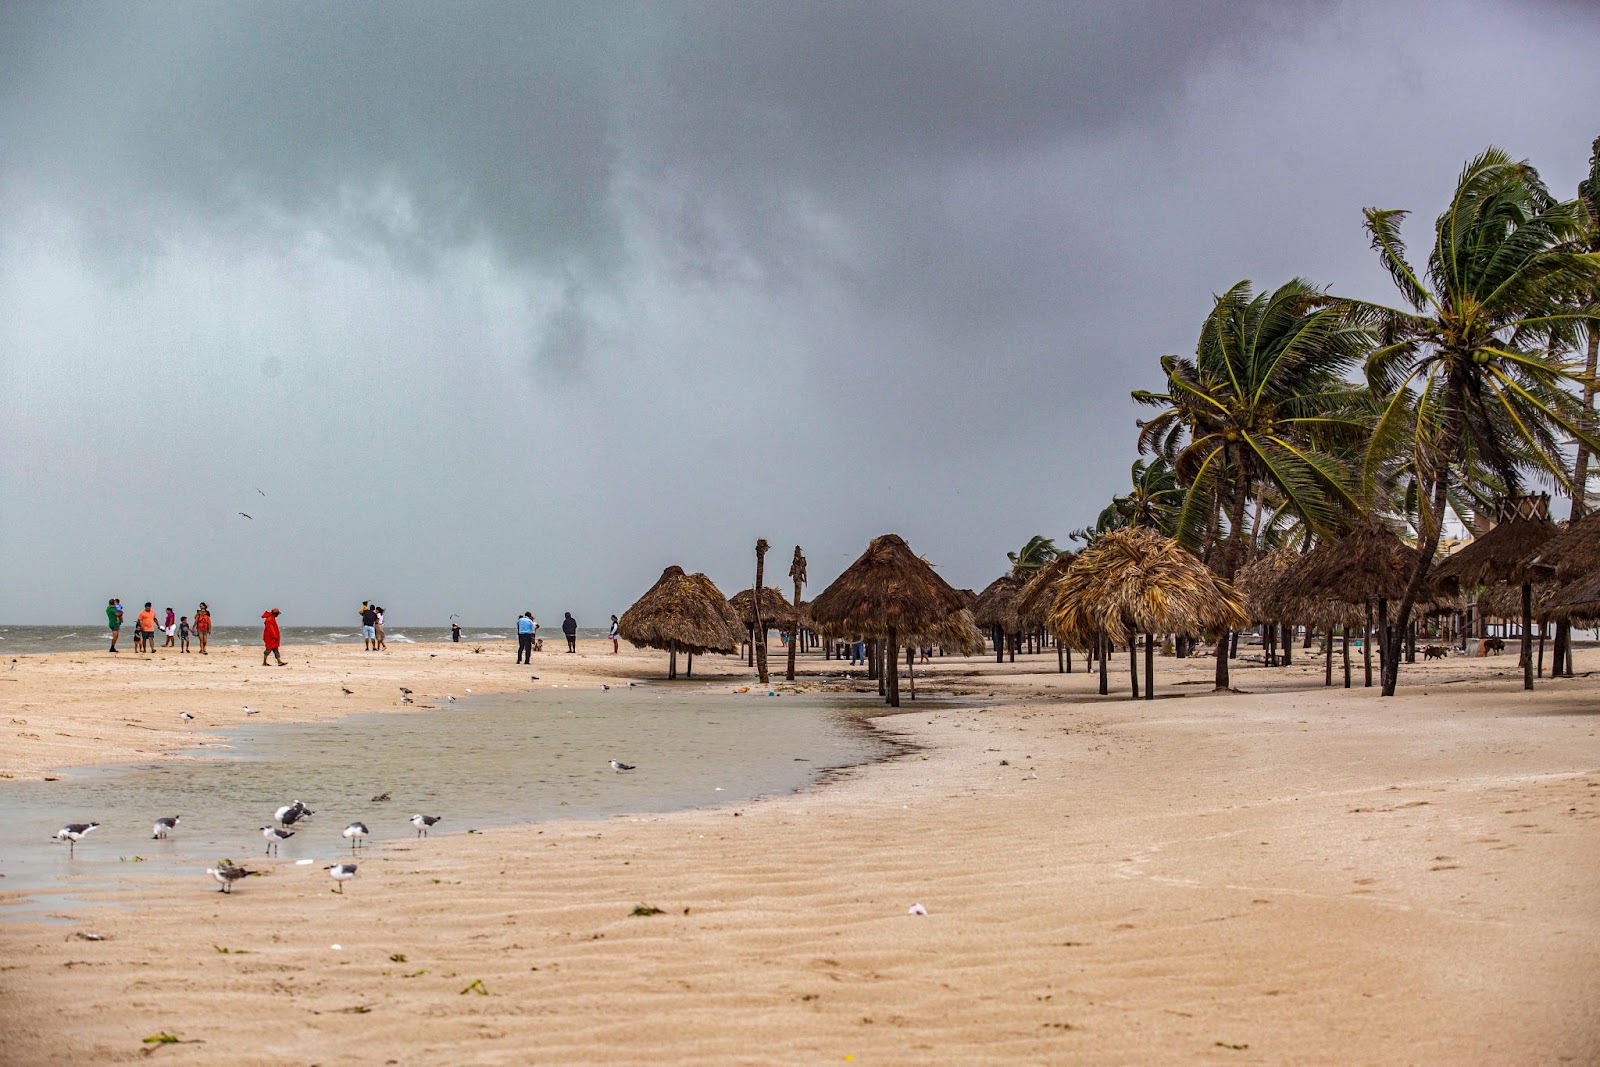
(1007, 535, 1060, 580)
(754, 539, 770, 685)
(1354, 147, 1600, 695)
(786, 546, 806, 682)
(1568, 136, 1600, 521)
(1134, 278, 1374, 688)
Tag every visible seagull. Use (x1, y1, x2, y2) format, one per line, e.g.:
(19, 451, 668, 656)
(410, 814, 441, 838)
(260, 826, 295, 855)
(609, 760, 636, 772)
(152, 815, 181, 839)
(601, 684, 610, 690)
(446, 695, 456, 702)
(275, 801, 313, 826)
(340, 686, 353, 695)
(255, 487, 266, 496)
(628, 682, 638, 687)
(179, 712, 195, 721)
(370, 791, 391, 803)
(342, 822, 369, 850)
(400, 695, 413, 705)
(238, 512, 252, 519)
(325, 862, 357, 893)
(399, 687, 413, 696)
(54, 822, 99, 854)
(207, 863, 259, 893)
(243, 706, 258, 715)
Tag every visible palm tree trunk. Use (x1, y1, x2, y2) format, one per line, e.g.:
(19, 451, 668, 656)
(686, 651, 694, 678)
(1282, 623, 1293, 666)
(754, 539, 770, 685)
(992, 625, 1003, 664)
(1057, 644, 1064, 673)
(1128, 634, 1140, 699)
(1570, 327, 1599, 521)
(669, 645, 678, 681)
(1378, 597, 1390, 689)
(1144, 631, 1154, 700)
(1363, 601, 1373, 687)
(1522, 582, 1534, 691)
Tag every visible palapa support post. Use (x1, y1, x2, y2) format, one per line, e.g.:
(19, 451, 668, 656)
(1057, 643, 1064, 674)
(1282, 623, 1292, 666)
(1324, 627, 1334, 687)
(1521, 581, 1534, 691)
(668, 645, 678, 681)
(906, 646, 915, 701)
(885, 626, 900, 707)
(1342, 626, 1351, 688)
(686, 651, 694, 678)
(1144, 631, 1154, 700)
(1127, 634, 1139, 699)
(1363, 601, 1373, 687)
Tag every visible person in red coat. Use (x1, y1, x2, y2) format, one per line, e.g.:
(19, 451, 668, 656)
(261, 608, 285, 666)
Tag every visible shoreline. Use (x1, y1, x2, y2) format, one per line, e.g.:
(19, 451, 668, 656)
(0, 645, 1596, 1063)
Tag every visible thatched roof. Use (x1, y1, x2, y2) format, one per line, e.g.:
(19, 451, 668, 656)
(618, 566, 744, 655)
(1432, 495, 1556, 590)
(970, 575, 1023, 631)
(1013, 554, 1076, 629)
(955, 588, 979, 608)
(1273, 522, 1437, 606)
(1526, 509, 1600, 584)
(808, 533, 969, 639)
(1046, 527, 1248, 647)
(1234, 548, 1300, 621)
(728, 586, 795, 629)
(909, 608, 987, 656)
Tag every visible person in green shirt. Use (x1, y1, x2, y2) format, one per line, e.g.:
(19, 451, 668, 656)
(106, 598, 123, 653)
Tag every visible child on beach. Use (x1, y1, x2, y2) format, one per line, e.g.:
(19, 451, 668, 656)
(195, 603, 211, 654)
(179, 616, 191, 652)
(163, 607, 177, 647)
(609, 615, 620, 654)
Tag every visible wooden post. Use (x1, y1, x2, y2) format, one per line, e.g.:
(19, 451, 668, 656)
(1324, 625, 1333, 686)
(669, 645, 678, 680)
(906, 646, 915, 701)
(1144, 631, 1154, 700)
(1363, 601, 1373, 688)
(1098, 631, 1108, 696)
(1521, 582, 1534, 691)
(886, 626, 900, 707)
(1342, 626, 1351, 688)
(1128, 634, 1139, 699)
(686, 651, 694, 678)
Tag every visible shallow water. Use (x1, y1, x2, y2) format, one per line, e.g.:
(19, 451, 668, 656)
(0, 688, 901, 918)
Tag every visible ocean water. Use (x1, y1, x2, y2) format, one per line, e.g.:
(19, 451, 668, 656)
(0, 625, 612, 656)
(0, 688, 904, 917)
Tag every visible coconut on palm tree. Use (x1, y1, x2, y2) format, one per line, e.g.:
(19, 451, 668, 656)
(1353, 147, 1600, 694)
(1134, 278, 1374, 689)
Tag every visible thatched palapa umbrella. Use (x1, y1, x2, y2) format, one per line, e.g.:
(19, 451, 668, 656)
(807, 533, 968, 707)
(1234, 547, 1301, 667)
(971, 575, 1023, 664)
(1433, 495, 1557, 689)
(618, 566, 744, 680)
(1014, 553, 1077, 673)
(729, 586, 795, 666)
(1046, 527, 1247, 700)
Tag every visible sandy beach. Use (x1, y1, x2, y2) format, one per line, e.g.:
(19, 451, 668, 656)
(1, 640, 1596, 1065)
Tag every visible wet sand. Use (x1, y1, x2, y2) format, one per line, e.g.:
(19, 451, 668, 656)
(1, 640, 1597, 1064)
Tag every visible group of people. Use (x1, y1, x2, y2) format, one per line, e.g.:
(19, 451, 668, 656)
(358, 601, 387, 651)
(513, 611, 603, 663)
(106, 598, 212, 654)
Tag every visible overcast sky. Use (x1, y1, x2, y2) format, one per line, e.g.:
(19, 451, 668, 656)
(3, 1, 1598, 626)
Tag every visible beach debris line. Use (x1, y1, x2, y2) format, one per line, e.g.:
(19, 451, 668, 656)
(53, 821, 99, 854)
(342, 822, 369, 850)
(151, 815, 180, 839)
(260, 826, 294, 855)
(411, 813, 441, 837)
(325, 863, 357, 893)
(207, 862, 260, 893)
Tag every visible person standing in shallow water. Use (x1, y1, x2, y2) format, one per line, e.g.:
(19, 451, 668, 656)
(106, 598, 123, 653)
(261, 607, 285, 666)
(608, 614, 619, 654)
(562, 612, 578, 653)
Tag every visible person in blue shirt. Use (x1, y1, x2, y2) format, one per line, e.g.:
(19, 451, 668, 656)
(516, 612, 535, 664)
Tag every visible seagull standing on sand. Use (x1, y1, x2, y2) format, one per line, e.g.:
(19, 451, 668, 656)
(275, 801, 313, 826)
(179, 712, 195, 721)
(410, 814, 441, 838)
(609, 760, 636, 772)
(152, 816, 181, 839)
(343, 822, 369, 850)
(325, 863, 357, 892)
(54, 822, 99, 854)
(261, 826, 295, 855)
(207, 863, 258, 893)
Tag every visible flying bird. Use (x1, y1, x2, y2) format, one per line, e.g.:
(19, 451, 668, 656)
(207, 863, 259, 893)
(325, 863, 357, 893)
(342, 822, 369, 850)
(260, 826, 295, 855)
(238, 512, 252, 520)
(255, 487, 266, 496)
(399, 687, 413, 696)
(609, 760, 636, 772)
(152, 815, 180, 839)
(54, 822, 99, 854)
(410, 814, 441, 838)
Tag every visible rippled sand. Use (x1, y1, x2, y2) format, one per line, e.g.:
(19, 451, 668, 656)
(1, 640, 1596, 1064)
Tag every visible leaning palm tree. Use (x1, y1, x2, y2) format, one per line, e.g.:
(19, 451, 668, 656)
(1134, 278, 1374, 689)
(1007, 535, 1060, 580)
(1567, 136, 1600, 521)
(1353, 147, 1600, 694)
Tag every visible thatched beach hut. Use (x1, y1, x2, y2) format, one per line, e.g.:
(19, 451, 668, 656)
(971, 575, 1023, 663)
(729, 586, 796, 665)
(1014, 554, 1077, 673)
(618, 566, 744, 680)
(1046, 527, 1246, 700)
(1433, 495, 1557, 688)
(807, 533, 968, 707)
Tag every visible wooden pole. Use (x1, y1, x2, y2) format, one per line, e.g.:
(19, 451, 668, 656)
(1363, 601, 1373, 687)
(886, 626, 900, 707)
(1522, 582, 1534, 691)
(1128, 633, 1140, 699)
(1144, 631, 1154, 700)
(1098, 631, 1109, 696)
(1342, 626, 1351, 688)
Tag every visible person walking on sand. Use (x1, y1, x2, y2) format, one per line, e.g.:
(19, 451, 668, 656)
(136, 602, 158, 654)
(179, 615, 191, 652)
(562, 612, 578, 653)
(195, 603, 211, 654)
(106, 598, 124, 653)
(451, 622, 462, 643)
(261, 607, 285, 666)
(516, 611, 535, 664)
(163, 607, 177, 647)
(374, 606, 386, 650)
(360, 602, 379, 651)
(608, 614, 619, 654)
